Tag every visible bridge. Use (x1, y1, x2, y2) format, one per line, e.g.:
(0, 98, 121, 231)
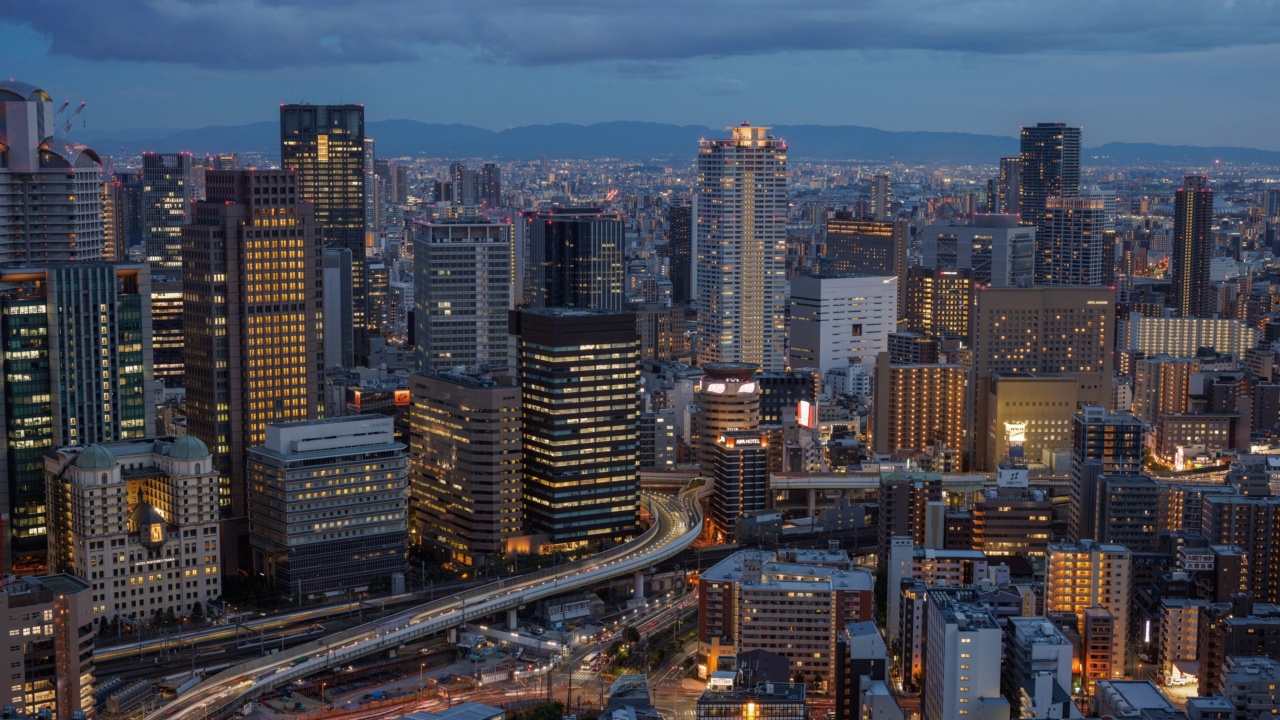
(148, 488, 702, 719)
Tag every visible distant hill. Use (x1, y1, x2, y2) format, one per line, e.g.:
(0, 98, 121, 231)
(81, 120, 1280, 166)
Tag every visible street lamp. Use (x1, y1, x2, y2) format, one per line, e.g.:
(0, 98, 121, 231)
(321, 682, 327, 709)
(420, 662, 426, 689)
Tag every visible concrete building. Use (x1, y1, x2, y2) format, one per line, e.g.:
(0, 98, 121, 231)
(1003, 617, 1074, 718)
(878, 472, 944, 559)
(639, 411, 677, 470)
(872, 355, 969, 467)
(1036, 194, 1112, 287)
(972, 488, 1053, 557)
(1218, 656, 1280, 720)
(512, 309, 640, 546)
(709, 431, 769, 542)
(0, 264, 155, 574)
(922, 589, 1007, 720)
(699, 549, 873, 686)
(1098, 474, 1160, 551)
(920, 214, 1035, 288)
(1019, 123, 1081, 231)
(694, 363, 761, 476)
(247, 415, 408, 596)
(1069, 406, 1143, 543)
(1133, 356, 1199, 423)
(0, 80, 105, 264)
(694, 124, 789, 372)
(696, 678, 807, 720)
(903, 268, 974, 340)
(835, 621, 889, 720)
(1046, 541, 1132, 676)
(44, 438, 220, 623)
(409, 372, 521, 568)
(411, 217, 515, 373)
(789, 273, 897, 371)
(322, 247, 355, 369)
(982, 373, 1078, 472)
(0, 574, 95, 719)
(1124, 313, 1259, 359)
(1157, 598, 1208, 687)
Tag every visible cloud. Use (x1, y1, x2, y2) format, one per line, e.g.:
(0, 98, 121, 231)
(3, 0, 1279, 71)
(707, 77, 747, 95)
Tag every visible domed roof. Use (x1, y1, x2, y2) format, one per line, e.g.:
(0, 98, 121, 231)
(73, 444, 116, 470)
(169, 435, 210, 460)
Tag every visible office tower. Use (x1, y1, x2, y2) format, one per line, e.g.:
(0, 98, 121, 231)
(694, 123, 788, 372)
(0, 263, 154, 573)
(150, 277, 185, 387)
(367, 261, 390, 333)
(525, 207, 625, 311)
(981, 373, 1077, 471)
(0, 81, 104, 263)
(102, 179, 122, 261)
(280, 104, 368, 361)
(0, 574, 95, 719)
(1097, 474, 1160, 550)
(667, 201, 693, 304)
(183, 170, 325, 568)
(635, 303, 686, 361)
(321, 247, 354, 369)
(1019, 122, 1082, 230)
(1035, 193, 1111, 285)
(694, 363, 762, 476)
(789, 274, 897, 371)
(903, 268, 973, 339)
(1172, 176, 1214, 318)
(481, 162, 502, 207)
(699, 549, 873, 685)
(45, 437, 221, 621)
(1046, 540, 1132, 677)
(920, 214, 1035, 288)
(411, 217, 514, 373)
(1123, 312, 1258, 358)
(111, 170, 145, 254)
(409, 371, 521, 567)
(450, 162, 480, 205)
(512, 309, 640, 545)
(824, 215, 910, 278)
(640, 411, 677, 470)
(758, 370, 818, 425)
(141, 152, 194, 270)
(1132, 355, 1198, 422)
(922, 590, 1005, 720)
(974, 287, 1115, 408)
(1069, 406, 1143, 542)
(363, 138, 378, 249)
(871, 173, 892, 221)
(996, 157, 1022, 214)
(247, 416, 408, 596)
(878, 472, 943, 560)
(872, 354, 969, 465)
(709, 430, 768, 541)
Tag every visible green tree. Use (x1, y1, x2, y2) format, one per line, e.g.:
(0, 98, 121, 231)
(606, 640, 625, 658)
(189, 602, 204, 621)
(622, 626, 640, 645)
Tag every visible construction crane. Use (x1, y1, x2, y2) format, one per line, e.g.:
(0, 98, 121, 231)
(53, 99, 70, 118)
(62, 101, 85, 135)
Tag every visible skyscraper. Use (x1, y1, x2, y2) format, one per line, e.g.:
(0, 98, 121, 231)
(0, 81, 104, 263)
(183, 170, 325, 568)
(667, 201, 693, 305)
(525, 207, 625, 311)
(996, 157, 1022, 215)
(412, 216, 514, 373)
(1068, 405, 1143, 542)
(1019, 122, 1081, 229)
(141, 152, 193, 270)
(871, 173, 892, 221)
(789, 273, 898, 371)
(512, 308, 640, 545)
(1035, 194, 1112, 286)
(481, 162, 502, 207)
(920, 214, 1035, 288)
(903, 268, 974, 340)
(872, 354, 969, 465)
(363, 137, 378, 250)
(824, 215, 910, 278)
(280, 104, 368, 361)
(694, 123, 788, 372)
(0, 263, 155, 573)
(1171, 176, 1214, 318)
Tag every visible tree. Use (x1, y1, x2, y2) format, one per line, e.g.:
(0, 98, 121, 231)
(622, 626, 640, 645)
(189, 602, 204, 621)
(606, 640, 625, 659)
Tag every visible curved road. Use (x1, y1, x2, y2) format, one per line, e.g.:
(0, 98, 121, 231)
(148, 490, 702, 719)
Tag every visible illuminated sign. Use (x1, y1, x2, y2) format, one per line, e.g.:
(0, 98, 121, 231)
(1004, 421, 1026, 445)
(1086, 300, 1109, 305)
(395, 389, 410, 406)
(797, 400, 816, 429)
(738, 382, 756, 394)
(705, 382, 727, 394)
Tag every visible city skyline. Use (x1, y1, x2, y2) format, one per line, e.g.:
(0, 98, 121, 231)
(3, 3, 1280, 149)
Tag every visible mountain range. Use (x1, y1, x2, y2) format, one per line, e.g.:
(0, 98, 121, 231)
(80, 120, 1280, 166)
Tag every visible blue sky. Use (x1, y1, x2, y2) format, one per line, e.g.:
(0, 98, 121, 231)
(3, 1, 1280, 148)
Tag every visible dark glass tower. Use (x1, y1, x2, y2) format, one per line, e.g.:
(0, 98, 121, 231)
(524, 207, 625, 311)
(280, 104, 368, 362)
(1019, 123, 1081, 229)
(1171, 176, 1214, 318)
(666, 201, 692, 304)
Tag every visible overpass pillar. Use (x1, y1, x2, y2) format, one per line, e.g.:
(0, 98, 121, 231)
(448, 626, 458, 645)
(633, 570, 645, 601)
(507, 608, 518, 631)
(808, 489, 817, 517)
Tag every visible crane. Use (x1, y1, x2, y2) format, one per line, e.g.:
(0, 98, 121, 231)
(53, 99, 70, 118)
(62, 101, 85, 135)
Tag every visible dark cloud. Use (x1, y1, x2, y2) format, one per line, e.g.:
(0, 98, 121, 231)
(3, 0, 1279, 70)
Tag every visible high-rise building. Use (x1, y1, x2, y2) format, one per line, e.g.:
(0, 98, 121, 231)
(903, 268, 973, 340)
(709, 430, 769, 541)
(1132, 355, 1199, 423)
(1123, 312, 1259, 359)
(1069, 406, 1143, 542)
(150, 277, 185, 387)
(824, 216, 910, 278)
(878, 472, 943, 559)
(922, 590, 1005, 720)
(871, 173, 892, 221)
(512, 309, 640, 546)
(0, 574, 95, 719)
(524, 207, 625, 311)
(972, 485, 1052, 557)
(409, 371, 522, 568)
(694, 123, 788, 372)
(667, 201, 693, 304)
(280, 104, 368, 361)
(1098, 474, 1160, 550)
(1171, 176, 1214, 318)
(141, 152, 193, 271)
(1019, 122, 1081, 230)
(247, 416, 408, 596)
(981, 373, 1077, 471)
(1046, 540, 1132, 677)
(789, 274, 897, 371)
(45, 437, 221, 622)
(481, 162, 502, 207)
(694, 363, 762, 476)
(1035, 193, 1112, 286)
(0, 81, 105, 264)
(920, 214, 1035, 288)
(996, 157, 1022, 215)
(0, 263, 155, 573)
(183, 170, 325, 569)
(872, 354, 969, 466)
(411, 217, 514, 373)
(363, 138, 378, 249)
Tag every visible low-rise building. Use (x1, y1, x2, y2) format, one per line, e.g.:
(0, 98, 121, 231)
(0, 574, 95, 719)
(1218, 656, 1280, 720)
(696, 678, 807, 720)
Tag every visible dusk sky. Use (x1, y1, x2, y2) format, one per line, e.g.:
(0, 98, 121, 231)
(4, 1, 1280, 149)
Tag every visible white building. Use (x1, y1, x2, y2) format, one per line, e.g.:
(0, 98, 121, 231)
(694, 123, 789, 372)
(790, 274, 897, 371)
(923, 589, 1007, 720)
(44, 437, 221, 622)
(1124, 312, 1259, 359)
(920, 214, 1035, 288)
